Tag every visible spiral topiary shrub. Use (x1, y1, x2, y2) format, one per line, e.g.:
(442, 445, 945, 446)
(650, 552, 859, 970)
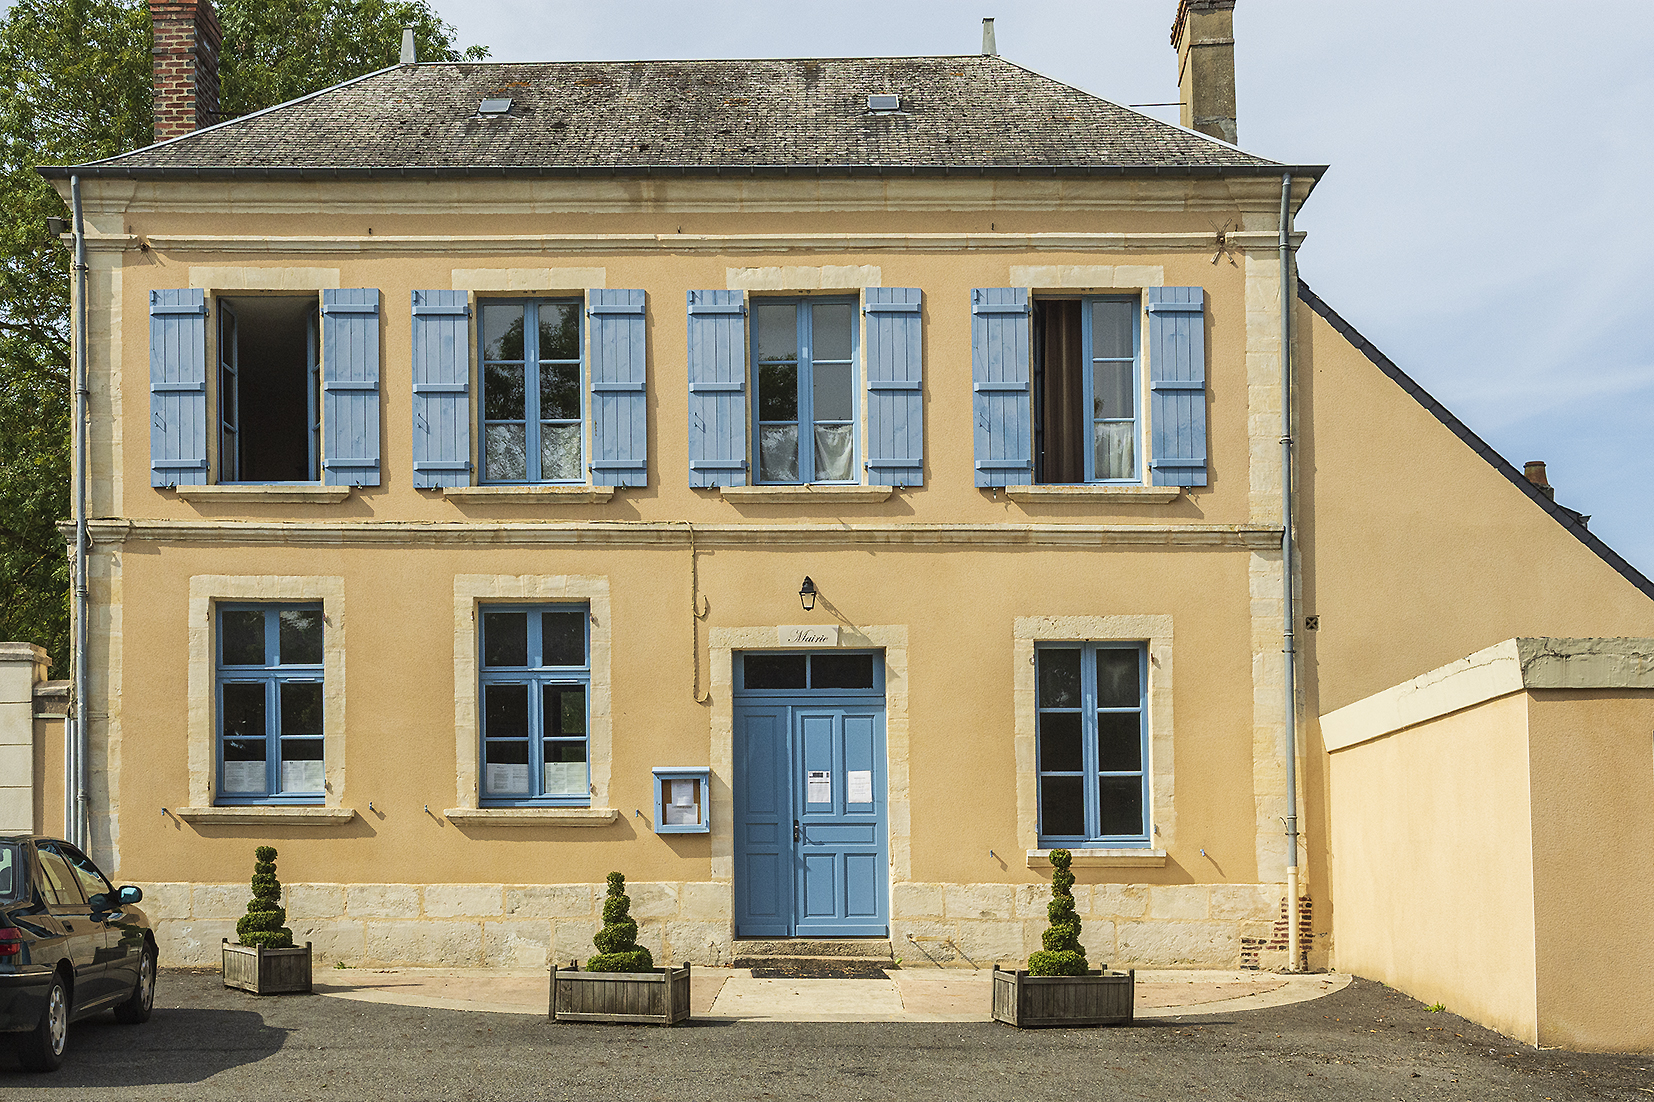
(1027, 849, 1088, 976)
(235, 845, 295, 950)
(586, 871, 654, 973)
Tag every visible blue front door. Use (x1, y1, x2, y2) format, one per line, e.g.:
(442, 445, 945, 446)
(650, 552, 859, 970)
(733, 652, 887, 938)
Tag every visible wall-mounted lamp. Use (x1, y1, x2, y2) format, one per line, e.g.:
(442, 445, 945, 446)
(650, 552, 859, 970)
(45, 217, 68, 237)
(798, 576, 818, 612)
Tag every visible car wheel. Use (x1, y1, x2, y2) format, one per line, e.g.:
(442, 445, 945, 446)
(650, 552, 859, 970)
(15, 972, 68, 1072)
(113, 943, 157, 1024)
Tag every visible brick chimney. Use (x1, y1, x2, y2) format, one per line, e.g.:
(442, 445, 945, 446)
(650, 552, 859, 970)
(1171, 0, 1238, 145)
(149, 0, 222, 141)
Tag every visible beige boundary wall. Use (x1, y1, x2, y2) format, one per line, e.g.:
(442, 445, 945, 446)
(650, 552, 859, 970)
(1324, 638, 1654, 1053)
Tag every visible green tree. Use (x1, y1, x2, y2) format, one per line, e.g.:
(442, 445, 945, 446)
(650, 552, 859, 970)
(0, 0, 484, 669)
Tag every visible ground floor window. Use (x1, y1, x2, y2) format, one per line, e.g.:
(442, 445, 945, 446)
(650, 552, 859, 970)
(479, 605, 590, 804)
(216, 603, 324, 803)
(1036, 642, 1148, 845)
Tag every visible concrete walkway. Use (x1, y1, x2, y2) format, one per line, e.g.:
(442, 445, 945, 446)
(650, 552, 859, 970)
(313, 966, 1350, 1022)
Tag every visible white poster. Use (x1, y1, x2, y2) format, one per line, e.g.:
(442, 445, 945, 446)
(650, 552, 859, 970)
(543, 761, 587, 796)
(807, 770, 831, 804)
(486, 762, 529, 794)
(672, 780, 696, 807)
(663, 781, 699, 826)
(222, 760, 265, 793)
(280, 759, 324, 794)
(846, 769, 873, 804)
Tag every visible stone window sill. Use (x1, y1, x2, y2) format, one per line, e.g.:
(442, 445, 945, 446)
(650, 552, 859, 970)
(177, 806, 357, 825)
(1004, 485, 1181, 504)
(174, 485, 353, 504)
(1026, 848, 1167, 869)
(443, 807, 619, 827)
(719, 485, 893, 504)
(443, 486, 616, 504)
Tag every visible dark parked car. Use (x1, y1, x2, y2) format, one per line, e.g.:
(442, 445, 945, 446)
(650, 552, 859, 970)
(0, 835, 156, 1071)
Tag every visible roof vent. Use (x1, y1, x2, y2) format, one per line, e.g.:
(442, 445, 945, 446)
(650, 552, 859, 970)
(867, 93, 901, 113)
(479, 97, 513, 116)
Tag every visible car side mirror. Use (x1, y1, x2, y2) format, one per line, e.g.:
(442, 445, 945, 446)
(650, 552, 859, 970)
(118, 885, 143, 905)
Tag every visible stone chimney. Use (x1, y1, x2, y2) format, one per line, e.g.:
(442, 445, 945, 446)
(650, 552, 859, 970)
(1171, 0, 1238, 145)
(1523, 461, 1555, 500)
(149, 0, 222, 141)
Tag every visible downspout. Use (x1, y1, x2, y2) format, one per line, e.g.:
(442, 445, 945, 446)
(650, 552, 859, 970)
(70, 175, 90, 851)
(1278, 173, 1300, 971)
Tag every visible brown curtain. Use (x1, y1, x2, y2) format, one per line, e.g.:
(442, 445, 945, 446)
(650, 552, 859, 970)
(1038, 301, 1085, 484)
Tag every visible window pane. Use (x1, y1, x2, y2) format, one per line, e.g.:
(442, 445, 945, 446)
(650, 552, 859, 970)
(812, 303, 853, 361)
(1098, 777, 1144, 836)
(759, 361, 798, 422)
(540, 422, 582, 481)
(484, 740, 530, 795)
(813, 424, 854, 481)
(543, 749, 587, 796)
(279, 738, 324, 793)
(539, 361, 580, 420)
(1038, 711, 1083, 772)
(1096, 649, 1140, 708)
(484, 683, 529, 737)
(542, 611, 586, 667)
(1097, 712, 1142, 771)
(1041, 776, 1086, 838)
(538, 303, 580, 361)
(60, 848, 112, 903)
(759, 424, 799, 483)
(485, 423, 527, 481)
(482, 304, 525, 361)
(545, 685, 587, 734)
(483, 612, 529, 667)
(1094, 422, 1135, 480)
(1037, 649, 1081, 708)
(1092, 360, 1134, 420)
(222, 683, 266, 736)
(810, 653, 874, 689)
(754, 303, 797, 363)
(1091, 300, 1134, 359)
(485, 362, 526, 421)
(37, 849, 83, 906)
(221, 611, 265, 666)
(744, 653, 806, 689)
(278, 610, 322, 665)
(222, 737, 266, 794)
(812, 361, 854, 421)
(280, 682, 323, 735)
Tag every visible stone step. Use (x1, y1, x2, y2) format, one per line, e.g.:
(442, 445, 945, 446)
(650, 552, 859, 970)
(732, 938, 894, 961)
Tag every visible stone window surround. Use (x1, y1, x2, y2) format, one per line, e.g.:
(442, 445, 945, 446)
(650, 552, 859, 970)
(450, 575, 614, 823)
(1014, 615, 1174, 866)
(184, 575, 347, 814)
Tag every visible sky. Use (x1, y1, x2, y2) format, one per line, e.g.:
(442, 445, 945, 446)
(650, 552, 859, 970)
(421, 0, 1654, 577)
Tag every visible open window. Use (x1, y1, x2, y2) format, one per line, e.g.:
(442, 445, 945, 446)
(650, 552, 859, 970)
(1031, 297, 1139, 484)
(217, 296, 319, 483)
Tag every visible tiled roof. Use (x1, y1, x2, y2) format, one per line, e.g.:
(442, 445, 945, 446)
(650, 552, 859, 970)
(52, 55, 1306, 177)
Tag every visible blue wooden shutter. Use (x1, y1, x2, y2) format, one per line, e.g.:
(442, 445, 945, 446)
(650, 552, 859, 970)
(863, 288, 924, 487)
(686, 290, 747, 487)
(149, 289, 208, 487)
(321, 289, 381, 487)
(410, 290, 471, 489)
(588, 289, 648, 487)
(1146, 287, 1207, 487)
(971, 288, 1032, 487)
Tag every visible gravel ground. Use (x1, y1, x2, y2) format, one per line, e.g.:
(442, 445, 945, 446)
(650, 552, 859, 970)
(2, 969, 1650, 1101)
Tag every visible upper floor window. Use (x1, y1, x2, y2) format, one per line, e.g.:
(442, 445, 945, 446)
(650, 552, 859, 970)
(752, 298, 858, 484)
(1035, 642, 1148, 846)
(479, 605, 590, 805)
(217, 296, 320, 483)
(216, 603, 324, 804)
(480, 299, 584, 483)
(1032, 297, 1139, 484)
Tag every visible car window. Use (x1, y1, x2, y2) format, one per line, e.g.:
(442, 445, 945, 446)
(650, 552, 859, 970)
(0, 843, 18, 903)
(57, 845, 114, 904)
(36, 846, 86, 907)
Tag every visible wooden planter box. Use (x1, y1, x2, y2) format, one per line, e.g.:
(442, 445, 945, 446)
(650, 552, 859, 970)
(550, 962, 691, 1025)
(222, 939, 313, 995)
(991, 965, 1134, 1028)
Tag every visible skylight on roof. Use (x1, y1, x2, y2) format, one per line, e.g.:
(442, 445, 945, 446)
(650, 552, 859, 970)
(867, 93, 900, 113)
(479, 97, 513, 116)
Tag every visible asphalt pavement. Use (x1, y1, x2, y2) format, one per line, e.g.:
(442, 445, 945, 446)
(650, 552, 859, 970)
(2, 969, 1651, 1101)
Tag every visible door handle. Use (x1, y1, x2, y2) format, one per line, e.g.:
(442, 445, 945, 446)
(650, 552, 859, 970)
(793, 820, 801, 843)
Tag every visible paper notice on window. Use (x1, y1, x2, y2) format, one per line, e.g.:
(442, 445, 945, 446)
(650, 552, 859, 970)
(543, 761, 587, 796)
(807, 770, 831, 804)
(222, 760, 265, 794)
(280, 759, 324, 794)
(846, 769, 873, 804)
(486, 762, 529, 794)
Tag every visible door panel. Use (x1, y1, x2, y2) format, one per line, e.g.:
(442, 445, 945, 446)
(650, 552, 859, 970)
(734, 707, 793, 937)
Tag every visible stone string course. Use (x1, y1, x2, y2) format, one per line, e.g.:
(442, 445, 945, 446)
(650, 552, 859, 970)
(144, 879, 1294, 971)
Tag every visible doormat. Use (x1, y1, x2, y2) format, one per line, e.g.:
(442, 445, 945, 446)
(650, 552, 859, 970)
(743, 961, 897, 979)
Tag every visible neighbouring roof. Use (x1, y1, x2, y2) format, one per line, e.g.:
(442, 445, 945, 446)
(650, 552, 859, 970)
(42, 55, 1324, 180)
